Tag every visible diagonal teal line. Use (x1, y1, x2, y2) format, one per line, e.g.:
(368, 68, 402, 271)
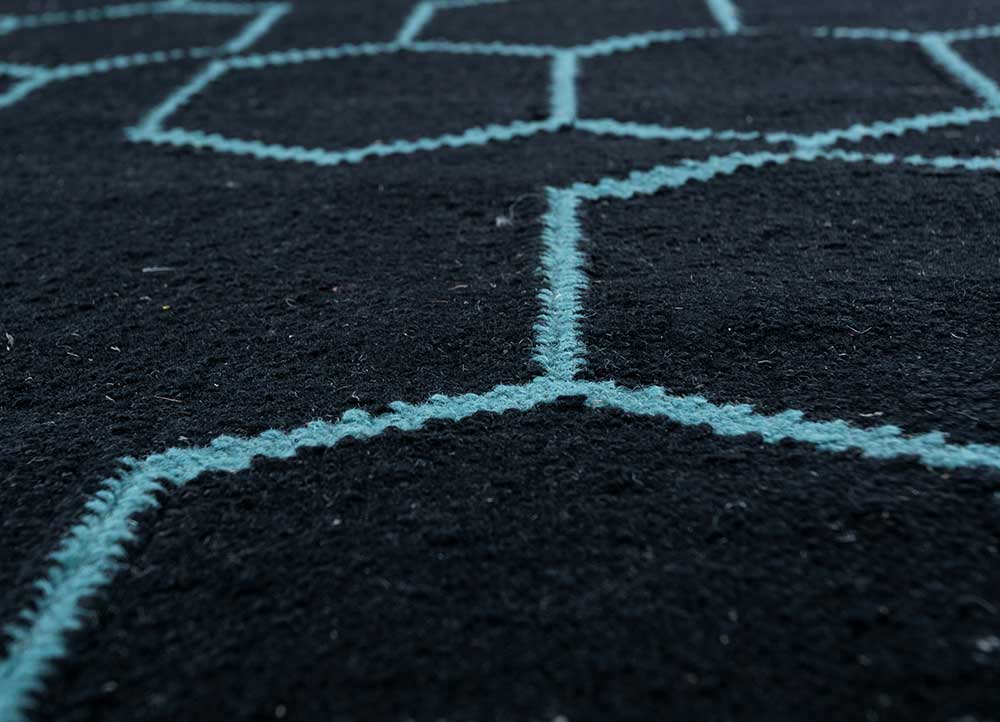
(223, 2, 290, 53)
(704, 0, 741, 35)
(4, 375, 1000, 720)
(587, 383, 1000, 469)
(130, 61, 229, 135)
(0, 74, 51, 110)
(397, 1, 435, 43)
(572, 27, 724, 58)
(0, 377, 576, 722)
(919, 34, 1000, 108)
(767, 106, 1000, 147)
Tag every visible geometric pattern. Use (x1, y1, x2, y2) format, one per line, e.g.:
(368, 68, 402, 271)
(0, 0, 292, 112)
(3, 0, 1000, 719)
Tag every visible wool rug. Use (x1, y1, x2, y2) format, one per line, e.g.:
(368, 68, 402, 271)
(1, 0, 1000, 720)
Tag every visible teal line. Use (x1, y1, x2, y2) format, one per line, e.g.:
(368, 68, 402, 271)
(129, 119, 560, 165)
(534, 189, 587, 380)
(569, 149, 796, 200)
(5, 371, 1000, 720)
(219, 42, 400, 69)
(919, 34, 1000, 108)
(0, 2, 289, 113)
(223, 2, 290, 53)
(586, 383, 1000, 469)
(0, 377, 576, 722)
(3, 0, 262, 31)
(397, 0, 515, 43)
(766, 106, 1000, 147)
(432, 0, 512, 8)
(397, 1, 434, 44)
(579, 105, 1000, 151)
(704, 0, 741, 34)
(566, 148, 1000, 201)
(408, 40, 561, 58)
(45, 47, 218, 81)
(812, 26, 918, 42)
(0, 74, 51, 109)
(130, 61, 228, 135)
(0, 62, 47, 79)
(573, 28, 720, 57)
(574, 118, 761, 142)
(550, 52, 578, 125)
(938, 24, 1000, 42)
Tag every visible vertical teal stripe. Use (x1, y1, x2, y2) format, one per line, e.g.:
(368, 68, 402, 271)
(534, 189, 587, 380)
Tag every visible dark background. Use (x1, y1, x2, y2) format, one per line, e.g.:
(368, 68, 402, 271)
(2, 1, 999, 720)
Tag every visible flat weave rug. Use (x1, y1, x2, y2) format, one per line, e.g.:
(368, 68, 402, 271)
(2, 1, 1000, 720)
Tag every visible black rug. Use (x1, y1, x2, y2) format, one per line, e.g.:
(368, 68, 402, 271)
(2, 1, 1000, 720)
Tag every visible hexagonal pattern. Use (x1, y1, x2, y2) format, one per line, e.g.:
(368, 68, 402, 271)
(5, 1, 1000, 720)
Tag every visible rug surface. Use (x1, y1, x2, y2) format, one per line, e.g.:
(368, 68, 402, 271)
(2, 0, 1000, 720)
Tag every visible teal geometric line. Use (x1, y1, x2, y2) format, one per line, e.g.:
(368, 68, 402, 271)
(5, 133, 1000, 717)
(0, 0, 265, 32)
(222, 2, 289, 53)
(705, 0, 742, 35)
(919, 34, 1000, 107)
(814, 23, 1000, 43)
(571, 27, 725, 58)
(538, 148, 1000, 377)
(0, 1, 289, 112)
(41, 47, 219, 80)
(575, 111, 1000, 148)
(122, 19, 1000, 168)
(937, 23, 1000, 42)
(222, 42, 400, 68)
(585, 382, 1000, 470)
(0, 376, 568, 722)
(130, 61, 229, 136)
(534, 189, 587, 380)
(0, 63, 44, 79)
(432, 0, 512, 8)
(812, 26, 920, 42)
(574, 118, 763, 142)
(567, 147, 1000, 201)
(128, 120, 562, 164)
(0, 75, 50, 110)
(764, 106, 1000, 147)
(9, 0, 1000, 715)
(396, 0, 512, 45)
(407, 40, 562, 58)
(550, 51, 578, 124)
(396, 1, 435, 44)
(5, 372, 1000, 720)
(811, 23, 1000, 108)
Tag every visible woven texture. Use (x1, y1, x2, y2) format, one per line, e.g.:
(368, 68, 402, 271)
(2, 1, 1000, 720)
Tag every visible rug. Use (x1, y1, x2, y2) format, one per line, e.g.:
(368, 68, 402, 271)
(1, 0, 999, 720)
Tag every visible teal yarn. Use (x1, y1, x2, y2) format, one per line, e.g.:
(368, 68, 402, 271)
(705, 0, 741, 34)
(8, 0, 1000, 717)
